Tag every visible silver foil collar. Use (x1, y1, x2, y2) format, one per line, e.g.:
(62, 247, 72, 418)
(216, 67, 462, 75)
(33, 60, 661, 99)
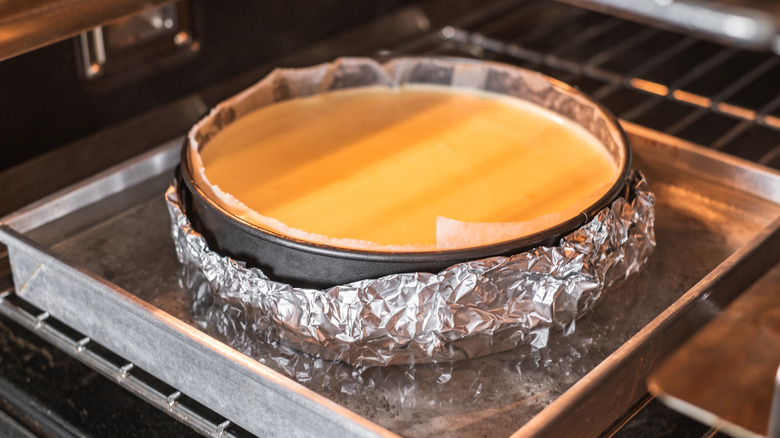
(166, 171, 655, 367)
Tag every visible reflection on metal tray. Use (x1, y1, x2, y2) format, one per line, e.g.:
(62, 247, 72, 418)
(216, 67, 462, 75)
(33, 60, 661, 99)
(1, 124, 780, 437)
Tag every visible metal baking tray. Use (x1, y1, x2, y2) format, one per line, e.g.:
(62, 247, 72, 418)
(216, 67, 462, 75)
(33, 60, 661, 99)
(2, 122, 780, 438)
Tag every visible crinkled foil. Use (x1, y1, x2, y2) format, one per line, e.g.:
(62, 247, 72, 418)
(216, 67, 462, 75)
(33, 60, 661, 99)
(166, 171, 655, 367)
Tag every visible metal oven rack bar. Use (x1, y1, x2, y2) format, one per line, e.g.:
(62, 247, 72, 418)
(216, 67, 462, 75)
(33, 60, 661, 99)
(555, 0, 780, 54)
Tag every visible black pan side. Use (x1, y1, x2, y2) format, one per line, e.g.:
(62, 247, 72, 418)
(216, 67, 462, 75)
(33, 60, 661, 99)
(176, 146, 630, 289)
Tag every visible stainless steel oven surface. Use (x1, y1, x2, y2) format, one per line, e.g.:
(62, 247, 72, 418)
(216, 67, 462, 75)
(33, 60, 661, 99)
(1, 1, 780, 437)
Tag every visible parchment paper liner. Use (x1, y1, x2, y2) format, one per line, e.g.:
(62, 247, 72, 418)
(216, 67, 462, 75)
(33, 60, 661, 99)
(186, 56, 630, 257)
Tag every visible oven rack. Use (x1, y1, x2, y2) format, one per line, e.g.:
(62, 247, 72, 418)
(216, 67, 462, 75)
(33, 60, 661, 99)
(393, 0, 780, 168)
(0, 288, 252, 438)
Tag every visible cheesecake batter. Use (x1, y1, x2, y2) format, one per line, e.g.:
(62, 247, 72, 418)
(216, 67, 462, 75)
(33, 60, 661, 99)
(191, 85, 619, 251)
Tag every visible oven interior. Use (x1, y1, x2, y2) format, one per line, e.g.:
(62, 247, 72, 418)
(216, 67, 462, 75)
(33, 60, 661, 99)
(1, 0, 780, 437)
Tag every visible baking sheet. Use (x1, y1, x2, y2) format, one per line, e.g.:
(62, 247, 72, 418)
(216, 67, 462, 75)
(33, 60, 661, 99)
(2, 124, 780, 437)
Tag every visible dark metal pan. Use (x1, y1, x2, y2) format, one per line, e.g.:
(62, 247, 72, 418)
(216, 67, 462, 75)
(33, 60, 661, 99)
(176, 57, 632, 289)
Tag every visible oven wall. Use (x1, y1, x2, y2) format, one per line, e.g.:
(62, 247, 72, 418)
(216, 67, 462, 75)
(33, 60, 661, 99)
(0, 0, 417, 173)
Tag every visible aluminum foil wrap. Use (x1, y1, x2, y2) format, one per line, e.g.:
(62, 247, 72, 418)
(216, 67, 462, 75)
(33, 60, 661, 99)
(166, 171, 655, 367)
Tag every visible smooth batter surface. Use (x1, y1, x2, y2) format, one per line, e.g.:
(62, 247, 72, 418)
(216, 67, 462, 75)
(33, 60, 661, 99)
(193, 85, 619, 250)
